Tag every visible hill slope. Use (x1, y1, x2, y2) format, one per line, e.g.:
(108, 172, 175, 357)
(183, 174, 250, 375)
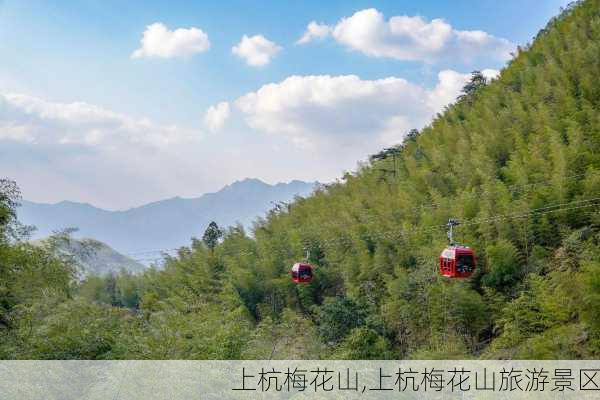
(170, 0, 599, 359)
(265, 0, 600, 357)
(34, 237, 146, 276)
(18, 178, 317, 255)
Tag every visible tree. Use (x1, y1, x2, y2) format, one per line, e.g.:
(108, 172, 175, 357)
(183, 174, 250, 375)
(0, 178, 30, 243)
(369, 146, 402, 180)
(317, 297, 367, 344)
(333, 327, 392, 359)
(404, 128, 420, 144)
(369, 146, 402, 162)
(202, 221, 223, 252)
(458, 70, 487, 101)
(242, 309, 323, 359)
(483, 240, 521, 290)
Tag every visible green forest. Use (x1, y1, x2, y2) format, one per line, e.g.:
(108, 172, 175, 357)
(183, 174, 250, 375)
(1, 0, 600, 360)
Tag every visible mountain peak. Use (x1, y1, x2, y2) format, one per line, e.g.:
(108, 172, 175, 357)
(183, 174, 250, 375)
(55, 200, 94, 208)
(19, 178, 317, 256)
(229, 177, 268, 187)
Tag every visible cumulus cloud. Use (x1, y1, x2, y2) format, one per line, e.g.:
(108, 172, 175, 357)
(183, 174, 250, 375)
(296, 21, 331, 44)
(0, 70, 501, 209)
(234, 70, 480, 149)
(0, 92, 193, 147)
(481, 68, 501, 80)
(427, 70, 467, 111)
(204, 101, 230, 132)
(303, 9, 514, 64)
(232, 34, 281, 66)
(131, 22, 210, 59)
(428, 68, 499, 107)
(0, 91, 212, 209)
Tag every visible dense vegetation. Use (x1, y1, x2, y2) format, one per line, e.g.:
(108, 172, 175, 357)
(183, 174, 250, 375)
(1, 0, 600, 359)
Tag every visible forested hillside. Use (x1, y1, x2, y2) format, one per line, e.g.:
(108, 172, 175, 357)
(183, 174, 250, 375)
(32, 235, 147, 277)
(1, 0, 600, 359)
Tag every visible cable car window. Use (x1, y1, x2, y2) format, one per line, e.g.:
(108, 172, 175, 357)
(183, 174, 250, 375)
(456, 254, 474, 273)
(300, 268, 312, 279)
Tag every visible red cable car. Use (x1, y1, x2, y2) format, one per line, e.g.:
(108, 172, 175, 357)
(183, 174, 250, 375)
(439, 246, 476, 278)
(291, 262, 313, 283)
(439, 219, 476, 279)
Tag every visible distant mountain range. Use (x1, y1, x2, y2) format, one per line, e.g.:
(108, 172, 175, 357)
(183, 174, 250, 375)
(19, 178, 317, 259)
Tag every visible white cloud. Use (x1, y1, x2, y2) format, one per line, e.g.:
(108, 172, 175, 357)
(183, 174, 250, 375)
(427, 68, 499, 109)
(427, 69, 470, 111)
(131, 22, 210, 59)
(296, 21, 331, 44)
(232, 34, 281, 67)
(0, 93, 193, 147)
(481, 68, 501, 80)
(0, 92, 212, 209)
(305, 9, 514, 64)
(204, 101, 230, 132)
(0, 70, 502, 210)
(234, 71, 479, 150)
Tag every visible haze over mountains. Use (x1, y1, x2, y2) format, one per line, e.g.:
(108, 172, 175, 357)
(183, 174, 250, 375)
(19, 178, 317, 256)
(33, 237, 147, 277)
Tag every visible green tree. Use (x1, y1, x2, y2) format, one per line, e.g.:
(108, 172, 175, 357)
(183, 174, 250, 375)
(483, 240, 522, 290)
(202, 221, 223, 252)
(458, 70, 488, 101)
(333, 327, 392, 359)
(317, 297, 367, 344)
(0, 178, 29, 243)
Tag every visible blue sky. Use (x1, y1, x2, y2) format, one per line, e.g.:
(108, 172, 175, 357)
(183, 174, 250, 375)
(0, 0, 570, 209)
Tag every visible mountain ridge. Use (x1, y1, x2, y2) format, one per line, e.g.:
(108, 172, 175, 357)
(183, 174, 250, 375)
(29, 178, 305, 211)
(19, 178, 318, 255)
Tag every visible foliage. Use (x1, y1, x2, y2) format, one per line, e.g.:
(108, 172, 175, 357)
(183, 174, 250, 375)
(332, 327, 392, 359)
(316, 297, 368, 344)
(202, 221, 223, 251)
(482, 240, 521, 290)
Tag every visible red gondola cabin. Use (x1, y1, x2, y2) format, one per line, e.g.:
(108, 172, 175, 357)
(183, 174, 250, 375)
(291, 262, 313, 283)
(439, 246, 476, 279)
